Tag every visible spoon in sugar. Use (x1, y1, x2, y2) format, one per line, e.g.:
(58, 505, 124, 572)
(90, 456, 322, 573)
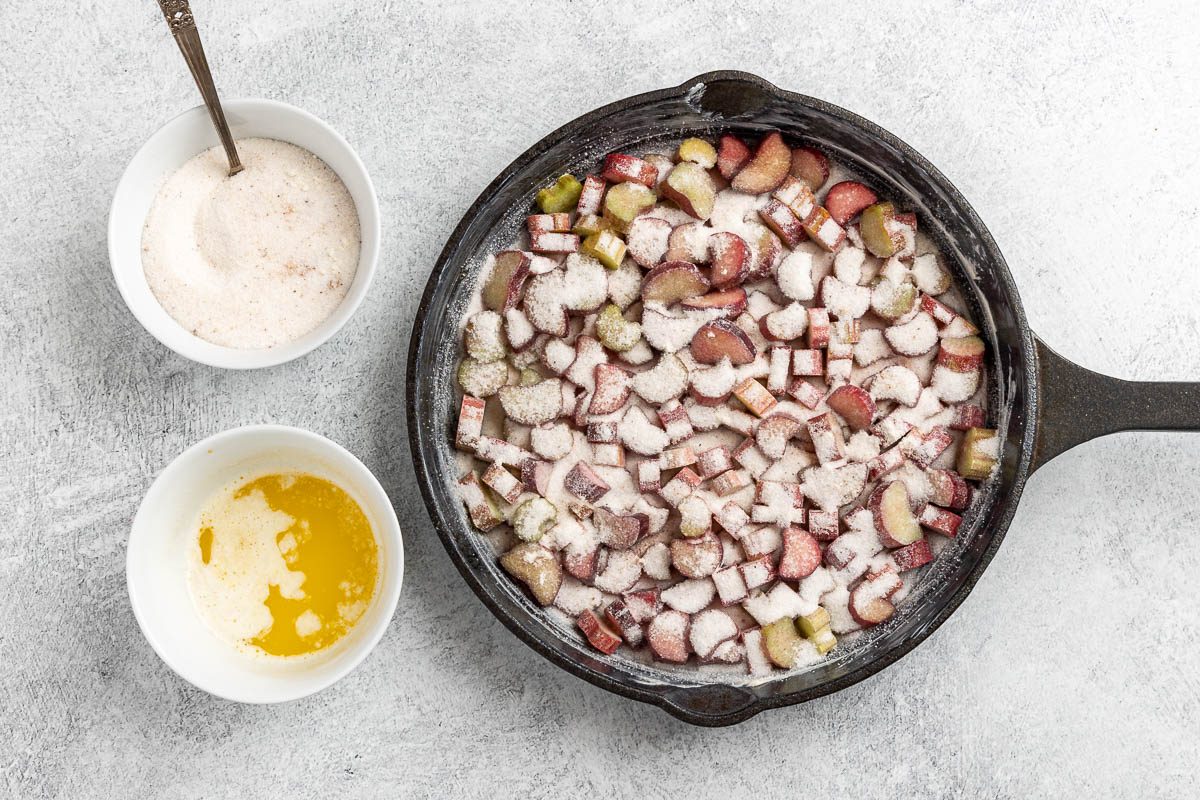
(156, 0, 243, 175)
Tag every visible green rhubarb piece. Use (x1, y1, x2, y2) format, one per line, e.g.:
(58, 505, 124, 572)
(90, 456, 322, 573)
(581, 230, 627, 270)
(536, 174, 583, 214)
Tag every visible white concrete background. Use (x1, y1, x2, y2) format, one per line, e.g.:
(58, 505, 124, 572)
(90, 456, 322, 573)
(2, 1, 1198, 797)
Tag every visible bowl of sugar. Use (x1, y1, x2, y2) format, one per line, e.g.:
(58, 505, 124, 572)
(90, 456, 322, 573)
(108, 98, 381, 369)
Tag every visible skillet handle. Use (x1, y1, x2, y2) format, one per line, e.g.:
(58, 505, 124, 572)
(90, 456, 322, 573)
(1031, 336, 1200, 472)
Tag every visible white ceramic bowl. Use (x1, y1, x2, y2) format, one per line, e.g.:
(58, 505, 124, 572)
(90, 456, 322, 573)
(108, 99, 381, 369)
(127, 425, 403, 703)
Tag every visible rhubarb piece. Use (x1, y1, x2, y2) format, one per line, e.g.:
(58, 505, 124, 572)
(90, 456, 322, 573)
(758, 199, 805, 247)
(921, 293, 958, 326)
(931, 364, 981, 403)
(755, 413, 802, 460)
(474, 436, 535, 469)
(713, 566, 749, 606)
(464, 310, 506, 363)
(641, 260, 710, 304)
(807, 412, 846, 465)
(697, 445, 734, 478)
(603, 599, 645, 648)
(717, 134, 752, 180)
(618, 406, 670, 456)
(774, 175, 818, 222)
(527, 213, 570, 234)
(591, 443, 624, 467)
(627, 354, 686, 406)
(603, 181, 656, 232)
(457, 358, 507, 399)
(625, 215, 671, 268)
(572, 213, 608, 238)
(689, 609, 738, 660)
(870, 481, 922, 548)
(803, 207, 846, 252)
(732, 132, 791, 194)
(791, 349, 824, 377)
(666, 221, 710, 263)
(671, 532, 723, 578)
(849, 574, 901, 626)
(677, 137, 718, 168)
(594, 507, 641, 550)
(595, 304, 641, 353)
(746, 224, 781, 280)
(691, 318, 757, 365)
(937, 336, 986, 372)
(593, 550, 642, 594)
(824, 181, 878, 225)
(522, 272, 568, 336)
(639, 542, 671, 581)
(659, 467, 702, 507)
(919, 504, 962, 538)
(678, 495, 712, 539)
(867, 447, 906, 482)
(500, 542, 562, 606)
(889, 538, 932, 572)
(661, 578, 716, 614)
(767, 345, 791, 395)
(481, 463, 522, 505)
(708, 231, 751, 288)
(455, 396, 486, 450)
(833, 246, 866, 285)
(790, 146, 830, 190)
(800, 461, 869, 512)
(778, 527, 821, 580)
(761, 618, 806, 668)
(482, 250, 532, 312)
(511, 496, 557, 542)
(871, 278, 918, 322)
(885, 312, 939, 357)
(826, 384, 876, 431)
(504, 308, 535, 351)
(740, 556, 777, 589)
(786, 378, 822, 410)
(659, 445, 697, 471)
(859, 201, 902, 258)
(714, 501, 750, 538)
(656, 398, 694, 443)
(796, 607, 831, 638)
(623, 588, 663, 622)
(911, 252, 952, 295)
(808, 625, 837, 655)
(536, 174, 583, 214)
(575, 174, 606, 216)
(760, 303, 809, 342)
(732, 378, 777, 418)
(949, 404, 985, 432)
(647, 610, 691, 663)
(869, 365, 922, 407)
(520, 459, 553, 496)
(661, 161, 717, 220)
(854, 329, 893, 367)
(902, 426, 954, 470)
(637, 461, 662, 494)
(941, 314, 980, 338)
(459, 472, 502, 531)
(775, 251, 815, 304)
(958, 427, 999, 480)
(565, 335, 607, 393)
(602, 153, 658, 188)
(564, 461, 610, 503)
(820, 276, 871, 320)
(807, 509, 840, 542)
(711, 469, 751, 497)
(681, 287, 748, 316)
(807, 308, 830, 349)
(927, 468, 971, 509)
(499, 378, 563, 425)
(578, 230, 624, 270)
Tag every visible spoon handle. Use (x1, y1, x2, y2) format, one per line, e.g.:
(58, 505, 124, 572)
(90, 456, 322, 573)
(157, 0, 243, 175)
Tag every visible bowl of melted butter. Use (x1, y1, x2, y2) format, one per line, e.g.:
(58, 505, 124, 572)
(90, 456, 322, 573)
(127, 426, 403, 703)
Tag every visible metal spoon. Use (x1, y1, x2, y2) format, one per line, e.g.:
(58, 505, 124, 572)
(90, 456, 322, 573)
(156, 0, 243, 175)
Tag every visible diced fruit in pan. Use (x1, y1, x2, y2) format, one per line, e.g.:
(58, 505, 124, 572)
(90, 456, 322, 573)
(867, 447, 906, 483)
(807, 308, 830, 349)
(758, 199, 805, 247)
(458, 472, 502, 531)
(859, 202, 902, 258)
(604, 599, 645, 647)
(911, 253, 952, 295)
(849, 571, 902, 626)
(671, 532, 723, 578)
(625, 216, 671, 268)
(708, 231, 751, 288)
(500, 543, 562, 606)
(594, 507, 640, 550)
(661, 162, 717, 220)
(681, 287, 748, 315)
(657, 398, 694, 443)
(594, 550, 643, 594)
(919, 504, 962, 538)
(807, 509, 840, 542)
(661, 579, 715, 614)
(790, 146, 830, 190)
(871, 278, 918, 322)
(827, 384, 876, 430)
(755, 413, 803, 459)
(731, 131, 791, 194)
(607, 258, 643, 310)
(641, 261, 710, 304)
(802, 207, 845, 252)
(564, 461, 610, 503)
(776, 250, 815, 301)
(885, 312, 939, 356)
(778, 527, 821, 580)
(482, 250, 531, 312)
(623, 589, 663, 623)
(576, 230, 623, 270)
(618, 406, 671, 456)
(870, 481, 922, 548)
(767, 345, 791, 395)
(511, 497, 557, 542)
(481, 463, 522, 505)
(821, 276, 871, 322)
(717, 134, 752, 179)
(659, 445, 697, 470)
(639, 542, 671, 580)
(712, 566, 749, 605)
(824, 181, 878, 225)
(712, 469, 751, 497)
(921, 293, 958, 326)
(792, 349, 824, 377)
(800, 462, 867, 512)
(732, 378, 777, 418)
(808, 625, 837, 655)
(927, 468, 971, 509)
(602, 153, 659, 187)
(572, 214, 607, 237)
(527, 212, 570, 234)
(629, 353, 687, 404)
(760, 303, 809, 341)
(869, 365, 922, 407)
(938, 336, 985, 372)
(457, 358, 507, 398)
(697, 445, 734, 479)
(522, 272, 568, 336)
(931, 364, 980, 403)
(746, 224, 781, 280)
(807, 412, 846, 465)
(455, 396, 486, 450)
(677, 137, 718, 169)
(499, 378, 563, 425)
(678, 495, 713, 538)
(892, 539, 934, 571)
(902, 426, 954, 470)
(774, 176, 817, 222)
(659, 466, 702, 507)
(648, 610, 691, 663)
(504, 308, 535, 350)
(941, 315, 980, 338)
(690, 609, 738, 660)
(761, 618, 807, 668)
(958, 427, 999, 480)
(529, 231, 579, 254)
(949, 404, 985, 431)
(536, 174, 583, 214)
(603, 182, 656, 232)
(595, 304, 641, 352)
(575, 174, 606, 216)
(464, 311, 507, 361)
(666, 221, 710, 263)
(691, 318, 757, 365)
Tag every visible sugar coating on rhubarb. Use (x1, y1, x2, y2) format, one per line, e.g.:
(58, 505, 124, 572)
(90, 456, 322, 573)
(451, 132, 993, 679)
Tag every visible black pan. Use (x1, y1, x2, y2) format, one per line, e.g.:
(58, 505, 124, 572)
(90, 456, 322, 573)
(406, 71, 1200, 726)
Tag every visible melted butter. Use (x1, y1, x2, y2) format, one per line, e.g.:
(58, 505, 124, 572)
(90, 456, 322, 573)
(188, 472, 378, 658)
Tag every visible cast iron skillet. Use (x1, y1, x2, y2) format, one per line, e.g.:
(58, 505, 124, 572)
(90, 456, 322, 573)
(406, 71, 1200, 726)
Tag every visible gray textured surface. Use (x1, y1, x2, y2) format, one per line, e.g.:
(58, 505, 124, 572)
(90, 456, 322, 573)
(3, 1, 1199, 797)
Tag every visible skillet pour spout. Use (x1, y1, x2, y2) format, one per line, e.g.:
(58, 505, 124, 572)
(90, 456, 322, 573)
(407, 69, 1200, 727)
